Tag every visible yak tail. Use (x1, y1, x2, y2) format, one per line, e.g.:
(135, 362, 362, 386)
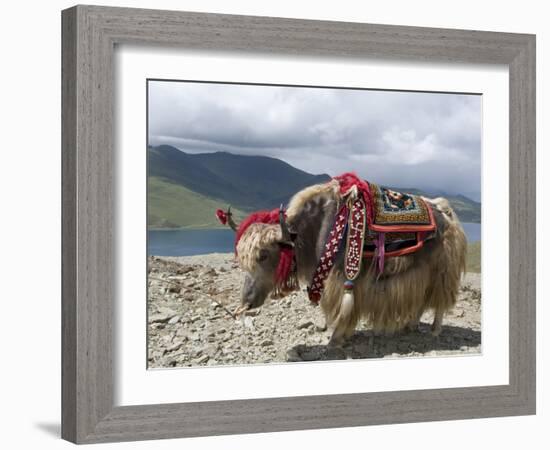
(340, 289, 354, 319)
(335, 280, 355, 326)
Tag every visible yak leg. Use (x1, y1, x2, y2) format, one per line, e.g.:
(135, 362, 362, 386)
(431, 308, 444, 336)
(406, 308, 424, 332)
(328, 328, 346, 347)
(328, 317, 357, 347)
(344, 327, 356, 339)
(328, 322, 354, 347)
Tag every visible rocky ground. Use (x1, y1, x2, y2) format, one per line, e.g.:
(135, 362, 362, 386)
(147, 253, 481, 368)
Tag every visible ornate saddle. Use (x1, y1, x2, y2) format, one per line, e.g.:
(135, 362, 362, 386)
(363, 183, 435, 257)
(307, 174, 436, 303)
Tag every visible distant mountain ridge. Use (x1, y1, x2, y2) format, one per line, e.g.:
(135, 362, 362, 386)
(148, 144, 330, 215)
(148, 145, 480, 228)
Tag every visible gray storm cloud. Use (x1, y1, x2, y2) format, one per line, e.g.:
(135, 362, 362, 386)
(148, 80, 481, 199)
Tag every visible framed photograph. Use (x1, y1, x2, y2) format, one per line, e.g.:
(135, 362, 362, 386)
(62, 5, 536, 444)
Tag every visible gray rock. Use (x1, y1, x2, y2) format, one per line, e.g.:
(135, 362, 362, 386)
(167, 342, 182, 352)
(152, 350, 165, 359)
(148, 314, 172, 324)
(260, 339, 274, 347)
(297, 319, 314, 330)
(299, 349, 322, 361)
(286, 348, 302, 362)
(175, 328, 188, 338)
(158, 306, 177, 316)
(168, 315, 181, 325)
(314, 320, 328, 332)
(195, 355, 210, 364)
(244, 316, 255, 328)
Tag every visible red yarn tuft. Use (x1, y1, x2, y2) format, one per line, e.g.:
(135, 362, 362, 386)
(334, 172, 371, 195)
(215, 209, 228, 225)
(333, 172, 374, 220)
(275, 245, 294, 284)
(235, 208, 281, 251)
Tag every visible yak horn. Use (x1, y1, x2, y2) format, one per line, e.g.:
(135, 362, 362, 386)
(279, 204, 292, 243)
(227, 206, 238, 232)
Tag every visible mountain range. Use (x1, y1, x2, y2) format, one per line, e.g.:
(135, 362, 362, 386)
(148, 145, 481, 228)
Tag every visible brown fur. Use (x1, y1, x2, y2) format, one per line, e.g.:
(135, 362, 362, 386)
(286, 179, 341, 221)
(236, 223, 282, 272)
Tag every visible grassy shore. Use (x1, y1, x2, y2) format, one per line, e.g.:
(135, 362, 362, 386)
(467, 242, 481, 273)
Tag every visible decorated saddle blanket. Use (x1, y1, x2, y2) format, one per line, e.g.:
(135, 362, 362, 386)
(368, 183, 435, 232)
(307, 174, 436, 303)
(363, 183, 436, 257)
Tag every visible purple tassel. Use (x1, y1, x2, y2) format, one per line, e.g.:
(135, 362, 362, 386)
(375, 232, 385, 275)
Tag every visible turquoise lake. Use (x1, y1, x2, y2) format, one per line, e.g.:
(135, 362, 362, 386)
(148, 222, 481, 257)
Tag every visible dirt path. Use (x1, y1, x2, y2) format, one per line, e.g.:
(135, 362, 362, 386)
(148, 254, 481, 368)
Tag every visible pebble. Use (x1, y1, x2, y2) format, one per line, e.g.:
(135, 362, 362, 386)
(189, 333, 200, 342)
(314, 320, 328, 332)
(168, 315, 181, 325)
(195, 355, 210, 364)
(158, 306, 177, 316)
(297, 320, 314, 330)
(149, 313, 173, 324)
(286, 348, 302, 362)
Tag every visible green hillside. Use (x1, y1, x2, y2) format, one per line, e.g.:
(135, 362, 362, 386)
(443, 195, 481, 223)
(148, 145, 330, 212)
(466, 242, 481, 273)
(148, 176, 246, 229)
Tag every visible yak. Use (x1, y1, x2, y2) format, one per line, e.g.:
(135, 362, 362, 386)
(217, 173, 467, 347)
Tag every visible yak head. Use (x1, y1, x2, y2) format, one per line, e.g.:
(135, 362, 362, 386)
(216, 206, 298, 314)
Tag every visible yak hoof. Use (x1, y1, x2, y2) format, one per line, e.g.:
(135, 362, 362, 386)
(431, 324, 442, 337)
(327, 334, 344, 348)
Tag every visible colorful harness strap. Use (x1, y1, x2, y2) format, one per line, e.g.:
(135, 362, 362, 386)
(307, 202, 349, 303)
(307, 192, 368, 304)
(344, 193, 367, 281)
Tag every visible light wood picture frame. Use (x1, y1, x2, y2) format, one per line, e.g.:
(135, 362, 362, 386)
(61, 5, 536, 444)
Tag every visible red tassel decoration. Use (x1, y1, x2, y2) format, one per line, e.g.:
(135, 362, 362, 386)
(276, 246, 294, 283)
(333, 172, 374, 220)
(215, 209, 228, 225)
(272, 245, 299, 299)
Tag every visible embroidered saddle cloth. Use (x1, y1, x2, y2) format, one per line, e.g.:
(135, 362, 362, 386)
(368, 183, 435, 231)
(363, 183, 436, 257)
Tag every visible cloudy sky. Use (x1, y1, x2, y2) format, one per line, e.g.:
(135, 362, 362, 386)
(148, 80, 481, 200)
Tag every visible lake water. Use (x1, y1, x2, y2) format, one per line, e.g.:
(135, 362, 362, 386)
(462, 222, 481, 242)
(148, 222, 481, 257)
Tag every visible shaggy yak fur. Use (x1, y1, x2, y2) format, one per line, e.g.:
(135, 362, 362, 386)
(235, 179, 467, 345)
